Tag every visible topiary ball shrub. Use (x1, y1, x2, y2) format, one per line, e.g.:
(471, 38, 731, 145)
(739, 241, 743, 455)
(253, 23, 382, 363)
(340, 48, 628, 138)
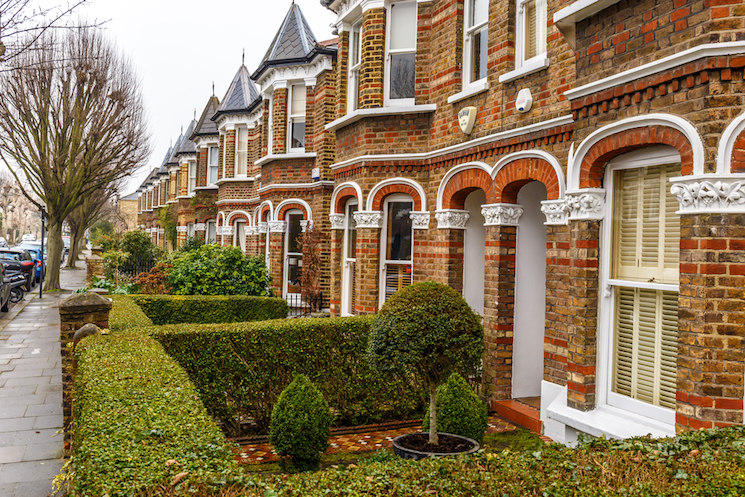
(269, 374, 332, 473)
(368, 281, 484, 446)
(422, 372, 488, 444)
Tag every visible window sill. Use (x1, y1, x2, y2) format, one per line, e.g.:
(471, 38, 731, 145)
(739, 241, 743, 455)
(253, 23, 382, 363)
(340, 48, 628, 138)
(447, 80, 490, 105)
(325, 104, 438, 133)
(194, 185, 219, 191)
(255, 152, 317, 167)
(214, 176, 256, 186)
(498, 55, 550, 84)
(546, 396, 676, 440)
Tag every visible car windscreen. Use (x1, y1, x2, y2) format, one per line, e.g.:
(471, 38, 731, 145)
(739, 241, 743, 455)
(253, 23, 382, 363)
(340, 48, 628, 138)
(0, 252, 21, 261)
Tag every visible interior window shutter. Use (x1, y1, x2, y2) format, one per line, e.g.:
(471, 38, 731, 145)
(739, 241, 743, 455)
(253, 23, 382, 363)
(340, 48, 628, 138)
(526, 1, 537, 60)
(614, 168, 640, 280)
(613, 287, 635, 398)
(535, 0, 547, 56)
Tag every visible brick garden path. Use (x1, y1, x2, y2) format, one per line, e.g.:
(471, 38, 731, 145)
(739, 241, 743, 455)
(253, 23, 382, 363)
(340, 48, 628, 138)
(235, 416, 518, 465)
(0, 262, 87, 497)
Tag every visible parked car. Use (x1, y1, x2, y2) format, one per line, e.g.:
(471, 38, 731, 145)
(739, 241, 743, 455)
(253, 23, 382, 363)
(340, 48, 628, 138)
(15, 246, 45, 284)
(21, 234, 36, 242)
(0, 249, 35, 290)
(0, 237, 8, 248)
(0, 264, 10, 312)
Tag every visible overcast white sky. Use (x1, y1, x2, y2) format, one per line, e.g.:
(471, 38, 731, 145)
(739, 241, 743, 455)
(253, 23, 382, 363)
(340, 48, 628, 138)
(71, 0, 337, 196)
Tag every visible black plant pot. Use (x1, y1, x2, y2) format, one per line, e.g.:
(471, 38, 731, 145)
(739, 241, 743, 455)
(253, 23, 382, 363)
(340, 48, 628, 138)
(392, 432, 480, 460)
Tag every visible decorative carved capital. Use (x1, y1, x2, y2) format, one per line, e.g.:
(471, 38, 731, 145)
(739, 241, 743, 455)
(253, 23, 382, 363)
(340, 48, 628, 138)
(176, 226, 188, 233)
(566, 189, 605, 221)
(300, 220, 313, 232)
(481, 203, 524, 226)
(540, 200, 569, 225)
(257, 222, 268, 234)
(194, 223, 206, 231)
(435, 209, 471, 229)
(409, 211, 430, 230)
(246, 225, 258, 236)
(217, 226, 234, 236)
(329, 213, 345, 230)
(670, 175, 745, 214)
(353, 211, 383, 229)
(268, 220, 287, 233)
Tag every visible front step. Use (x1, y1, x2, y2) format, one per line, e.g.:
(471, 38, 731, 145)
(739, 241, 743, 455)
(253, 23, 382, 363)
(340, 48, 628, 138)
(491, 399, 542, 434)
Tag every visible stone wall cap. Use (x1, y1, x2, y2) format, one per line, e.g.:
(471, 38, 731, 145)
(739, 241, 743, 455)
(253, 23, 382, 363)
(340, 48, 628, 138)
(59, 292, 113, 313)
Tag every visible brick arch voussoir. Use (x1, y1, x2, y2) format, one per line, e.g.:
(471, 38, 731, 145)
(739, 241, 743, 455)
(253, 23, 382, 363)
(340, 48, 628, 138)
(580, 126, 695, 188)
(229, 213, 250, 225)
(334, 187, 360, 213)
(493, 158, 562, 204)
(442, 169, 496, 209)
(732, 131, 745, 173)
(260, 205, 272, 222)
(278, 203, 309, 221)
(371, 184, 422, 211)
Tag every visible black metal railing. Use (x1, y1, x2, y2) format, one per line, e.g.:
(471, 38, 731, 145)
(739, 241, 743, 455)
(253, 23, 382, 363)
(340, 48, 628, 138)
(118, 258, 156, 278)
(285, 292, 326, 318)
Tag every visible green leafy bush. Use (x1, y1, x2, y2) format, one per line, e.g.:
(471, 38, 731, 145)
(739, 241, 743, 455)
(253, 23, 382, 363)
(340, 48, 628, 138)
(152, 315, 422, 435)
(368, 281, 484, 444)
(71, 331, 239, 496)
(250, 426, 745, 496)
(168, 244, 271, 296)
(119, 229, 159, 264)
(177, 235, 204, 253)
(270, 375, 332, 473)
(422, 372, 488, 444)
(108, 295, 153, 331)
(130, 294, 288, 325)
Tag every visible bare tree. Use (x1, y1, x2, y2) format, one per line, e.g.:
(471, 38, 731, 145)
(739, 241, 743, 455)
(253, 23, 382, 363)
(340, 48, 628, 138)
(0, 26, 150, 290)
(65, 182, 117, 267)
(0, 0, 92, 67)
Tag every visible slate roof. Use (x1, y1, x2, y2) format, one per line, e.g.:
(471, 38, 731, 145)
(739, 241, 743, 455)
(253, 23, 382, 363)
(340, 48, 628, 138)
(176, 120, 197, 156)
(166, 136, 183, 166)
(120, 192, 139, 201)
(320, 0, 334, 8)
(252, 3, 336, 81)
(191, 96, 220, 138)
(213, 65, 261, 120)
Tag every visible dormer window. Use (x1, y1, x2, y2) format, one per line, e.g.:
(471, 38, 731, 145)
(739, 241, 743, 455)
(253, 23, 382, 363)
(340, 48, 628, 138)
(235, 127, 248, 176)
(208, 146, 219, 184)
(347, 21, 362, 114)
(517, 0, 546, 67)
(385, 1, 417, 106)
(465, 0, 488, 84)
(288, 84, 306, 152)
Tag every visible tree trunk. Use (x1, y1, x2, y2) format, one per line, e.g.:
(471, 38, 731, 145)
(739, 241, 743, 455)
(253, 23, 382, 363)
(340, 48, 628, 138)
(66, 223, 85, 268)
(44, 221, 64, 291)
(429, 382, 438, 445)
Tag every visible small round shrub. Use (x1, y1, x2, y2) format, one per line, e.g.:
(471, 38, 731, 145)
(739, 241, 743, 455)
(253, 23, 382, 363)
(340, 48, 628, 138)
(422, 372, 488, 444)
(270, 374, 332, 473)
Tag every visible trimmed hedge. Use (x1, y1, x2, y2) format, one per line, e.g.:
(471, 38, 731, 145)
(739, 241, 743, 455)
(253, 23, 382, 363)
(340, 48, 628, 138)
(72, 331, 240, 496)
(108, 295, 153, 331)
(152, 316, 423, 435)
(249, 426, 745, 496)
(130, 294, 289, 325)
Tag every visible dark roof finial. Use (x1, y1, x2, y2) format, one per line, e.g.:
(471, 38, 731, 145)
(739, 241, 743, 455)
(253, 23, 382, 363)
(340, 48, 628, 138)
(212, 81, 215, 96)
(194, 108, 196, 120)
(242, 48, 245, 65)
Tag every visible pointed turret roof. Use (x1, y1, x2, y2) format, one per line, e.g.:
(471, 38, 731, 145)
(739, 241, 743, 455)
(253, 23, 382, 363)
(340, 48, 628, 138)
(166, 135, 183, 166)
(212, 65, 261, 121)
(176, 120, 197, 156)
(191, 96, 220, 139)
(252, 3, 336, 81)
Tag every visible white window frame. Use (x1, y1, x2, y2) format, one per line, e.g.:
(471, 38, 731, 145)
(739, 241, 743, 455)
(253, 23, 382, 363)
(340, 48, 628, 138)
(463, 0, 489, 87)
(208, 146, 219, 185)
(384, 0, 418, 107)
(378, 193, 415, 307)
(206, 219, 216, 244)
(287, 84, 306, 153)
(283, 209, 304, 298)
(597, 147, 681, 427)
(341, 199, 358, 316)
(187, 161, 197, 194)
(187, 222, 195, 239)
(267, 96, 274, 155)
(347, 20, 363, 114)
(235, 126, 248, 177)
(515, 0, 547, 70)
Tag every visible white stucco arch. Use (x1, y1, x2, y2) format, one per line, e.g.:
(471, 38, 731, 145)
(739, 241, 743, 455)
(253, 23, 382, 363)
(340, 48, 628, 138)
(275, 198, 313, 221)
(366, 177, 428, 212)
(492, 151, 567, 199)
(717, 111, 745, 175)
(216, 211, 226, 226)
(255, 200, 274, 225)
(435, 161, 492, 211)
(226, 210, 251, 225)
(568, 114, 705, 191)
(330, 181, 364, 214)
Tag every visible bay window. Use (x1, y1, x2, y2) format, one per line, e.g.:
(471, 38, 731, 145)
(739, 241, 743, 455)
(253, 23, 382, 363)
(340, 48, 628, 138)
(386, 1, 417, 105)
(208, 146, 219, 185)
(348, 21, 362, 113)
(188, 161, 196, 194)
(465, 0, 488, 85)
(380, 196, 413, 305)
(288, 84, 306, 152)
(517, 0, 546, 67)
(235, 127, 248, 176)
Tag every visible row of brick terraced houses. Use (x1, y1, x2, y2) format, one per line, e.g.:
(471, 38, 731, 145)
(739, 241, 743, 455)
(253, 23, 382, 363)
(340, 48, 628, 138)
(136, 0, 745, 444)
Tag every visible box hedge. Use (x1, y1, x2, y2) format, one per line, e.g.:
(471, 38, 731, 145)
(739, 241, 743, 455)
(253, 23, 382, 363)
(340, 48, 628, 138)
(130, 294, 289, 325)
(71, 331, 240, 496)
(108, 295, 154, 331)
(152, 316, 423, 435)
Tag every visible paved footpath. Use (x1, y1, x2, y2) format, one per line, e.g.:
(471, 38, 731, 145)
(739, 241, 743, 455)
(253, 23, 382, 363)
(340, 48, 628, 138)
(0, 263, 87, 497)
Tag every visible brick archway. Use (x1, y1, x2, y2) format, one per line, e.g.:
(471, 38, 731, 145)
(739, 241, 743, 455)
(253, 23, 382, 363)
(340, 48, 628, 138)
(441, 168, 496, 209)
(277, 202, 309, 221)
(260, 204, 272, 222)
(334, 187, 360, 213)
(228, 212, 250, 225)
(370, 184, 423, 211)
(493, 157, 562, 204)
(732, 130, 745, 173)
(579, 126, 694, 188)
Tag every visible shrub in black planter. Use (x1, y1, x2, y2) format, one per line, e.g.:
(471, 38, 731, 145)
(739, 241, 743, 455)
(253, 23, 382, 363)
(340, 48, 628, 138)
(422, 372, 488, 444)
(270, 375, 332, 473)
